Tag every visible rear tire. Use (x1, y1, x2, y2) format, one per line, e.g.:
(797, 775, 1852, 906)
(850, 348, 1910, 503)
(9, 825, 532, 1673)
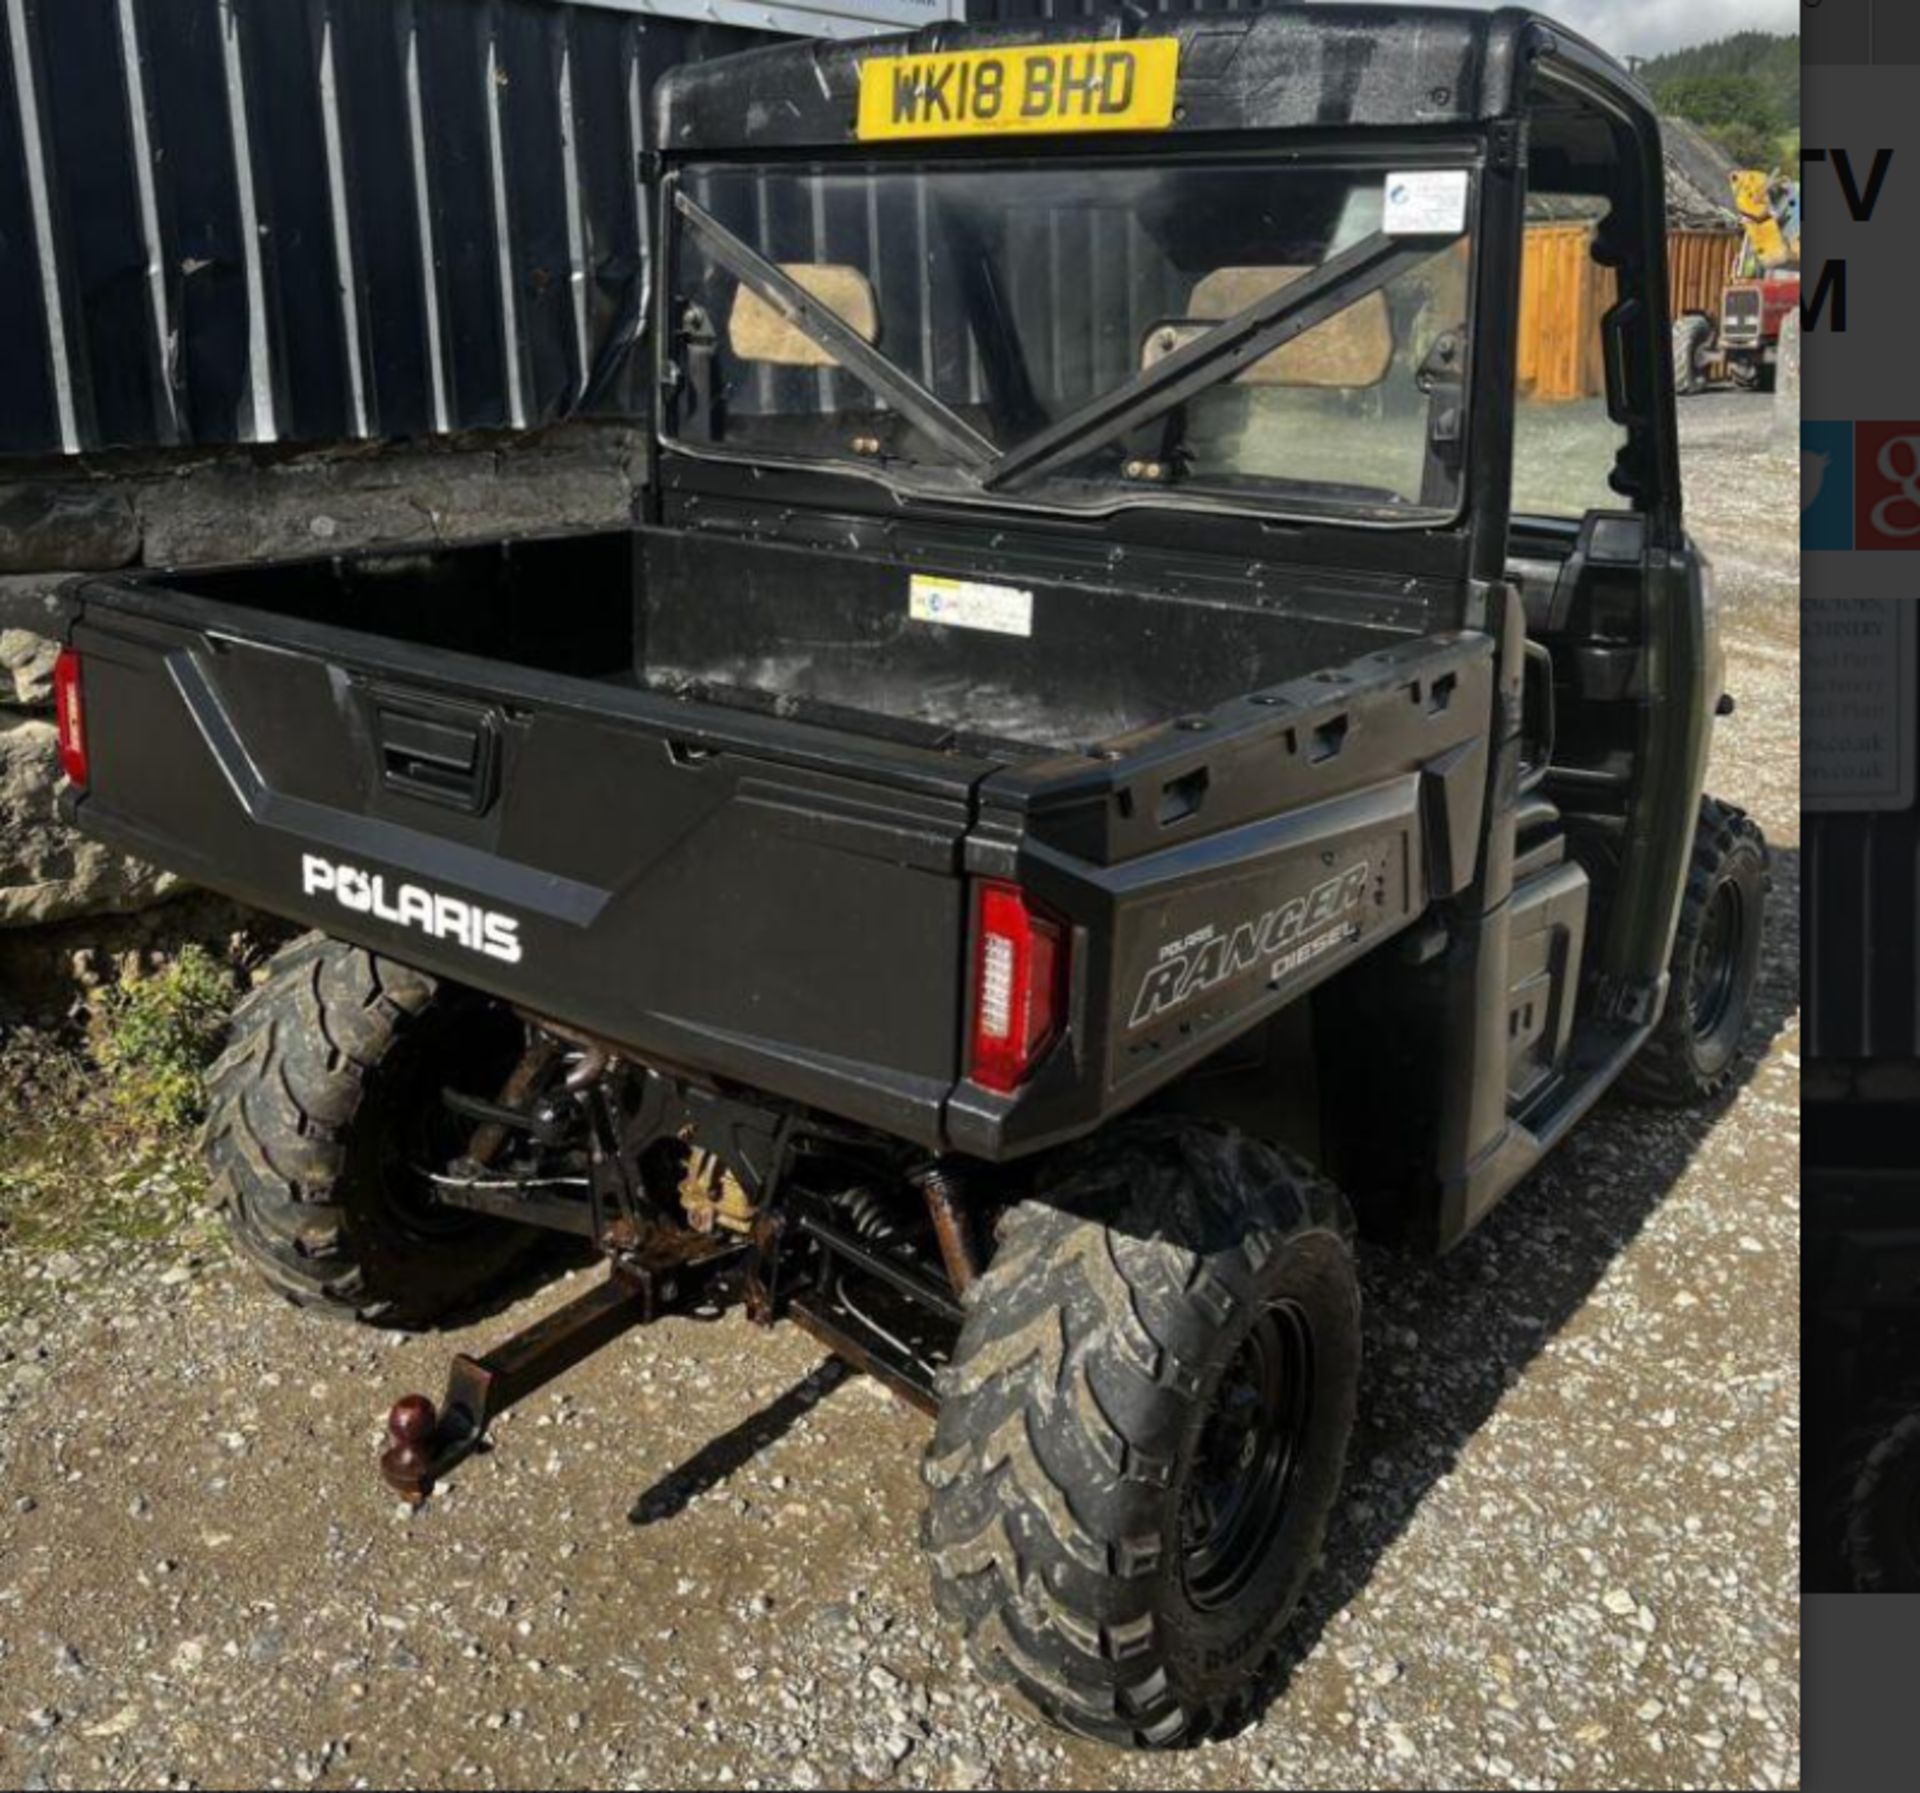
(923, 1120, 1360, 1746)
(204, 932, 540, 1326)
(1622, 797, 1769, 1105)
(1841, 1402, 1920, 1592)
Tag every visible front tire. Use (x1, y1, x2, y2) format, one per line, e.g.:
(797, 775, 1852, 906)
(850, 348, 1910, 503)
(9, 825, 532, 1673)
(923, 1121, 1360, 1746)
(204, 932, 540, 1326)
(1622, 797, 1769, 1105)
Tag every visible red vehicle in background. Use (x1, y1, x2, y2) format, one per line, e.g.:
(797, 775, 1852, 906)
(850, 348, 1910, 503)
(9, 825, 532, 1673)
(1673, 170, 1800, 393)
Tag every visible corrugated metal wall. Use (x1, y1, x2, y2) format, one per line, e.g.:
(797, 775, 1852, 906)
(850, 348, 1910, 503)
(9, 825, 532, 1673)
(0, 0, 790, 459)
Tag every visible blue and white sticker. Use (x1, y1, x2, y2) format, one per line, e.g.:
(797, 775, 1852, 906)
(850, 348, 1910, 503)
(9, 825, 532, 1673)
(1383, 170, 1469, 235)
(909, 573, 1033, 637)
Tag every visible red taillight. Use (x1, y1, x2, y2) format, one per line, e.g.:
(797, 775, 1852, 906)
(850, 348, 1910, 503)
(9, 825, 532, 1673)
(969, 881, 1065, 1095)
(53, 648, 88, 789)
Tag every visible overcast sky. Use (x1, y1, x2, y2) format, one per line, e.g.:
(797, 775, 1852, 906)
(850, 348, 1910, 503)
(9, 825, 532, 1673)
(1401, 0, 1801, 60)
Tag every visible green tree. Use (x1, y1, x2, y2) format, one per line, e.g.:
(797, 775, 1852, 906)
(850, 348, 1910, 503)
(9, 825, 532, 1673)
(1637, 31, 1799, 135)
(1652, 72, 1780, 169)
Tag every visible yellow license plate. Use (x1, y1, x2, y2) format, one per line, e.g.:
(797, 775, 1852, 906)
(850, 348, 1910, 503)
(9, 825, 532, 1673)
(856, 39, 1180, 142)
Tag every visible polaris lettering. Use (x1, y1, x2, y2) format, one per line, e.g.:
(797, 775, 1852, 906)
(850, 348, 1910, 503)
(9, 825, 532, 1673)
(301, 854, 523, 965)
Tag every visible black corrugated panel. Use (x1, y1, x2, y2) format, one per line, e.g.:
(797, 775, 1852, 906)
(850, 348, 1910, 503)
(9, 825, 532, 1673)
(0, 0, 777, 459)
(0, 6, 63, 455)
(0, 0, 1272, 462)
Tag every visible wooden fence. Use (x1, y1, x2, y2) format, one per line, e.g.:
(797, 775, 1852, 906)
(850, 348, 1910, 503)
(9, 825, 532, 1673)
(1518, 224, 1742, 401)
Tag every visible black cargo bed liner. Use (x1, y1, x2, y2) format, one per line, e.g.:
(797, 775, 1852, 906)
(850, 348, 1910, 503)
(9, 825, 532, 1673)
(131, 525, 1426, 761)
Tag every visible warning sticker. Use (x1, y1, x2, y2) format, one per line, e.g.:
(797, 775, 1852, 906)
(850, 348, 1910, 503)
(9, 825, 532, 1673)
(908, 574, 1033, 637)
(1805, 598, 1915, 811)
(1383, 169, 1469, 236)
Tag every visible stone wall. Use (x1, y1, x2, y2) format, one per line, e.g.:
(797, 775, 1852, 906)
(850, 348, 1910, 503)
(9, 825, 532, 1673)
(0, 424, 644, 929)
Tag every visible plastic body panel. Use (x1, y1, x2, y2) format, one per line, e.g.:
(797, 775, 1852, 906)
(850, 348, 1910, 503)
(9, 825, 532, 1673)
(1504, 858, 1589, 1104)
(947, 631, 1495, 1158)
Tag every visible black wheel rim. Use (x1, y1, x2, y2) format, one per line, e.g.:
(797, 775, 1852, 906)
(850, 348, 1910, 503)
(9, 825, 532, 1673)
(1179, 1300, 1315, 1613)
(1688, 877, 1747, 1045)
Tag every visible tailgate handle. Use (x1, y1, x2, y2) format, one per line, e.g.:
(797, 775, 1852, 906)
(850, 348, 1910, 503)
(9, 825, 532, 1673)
(374, 700, 498, 815)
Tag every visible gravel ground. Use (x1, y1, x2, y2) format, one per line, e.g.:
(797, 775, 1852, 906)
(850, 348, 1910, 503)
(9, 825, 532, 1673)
(0, 393, 1799, 1791)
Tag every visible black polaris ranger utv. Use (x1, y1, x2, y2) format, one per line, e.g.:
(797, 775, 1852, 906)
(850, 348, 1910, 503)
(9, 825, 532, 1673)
(56, 6, 1766, 1745)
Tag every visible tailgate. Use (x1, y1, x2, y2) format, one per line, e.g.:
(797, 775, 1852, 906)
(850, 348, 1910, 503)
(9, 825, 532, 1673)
(66, 580, 991, 1148)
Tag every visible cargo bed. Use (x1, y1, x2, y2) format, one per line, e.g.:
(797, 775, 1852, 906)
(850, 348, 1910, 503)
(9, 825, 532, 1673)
(129, 527, 1432, 757)
(67, 526, 1495, 1157)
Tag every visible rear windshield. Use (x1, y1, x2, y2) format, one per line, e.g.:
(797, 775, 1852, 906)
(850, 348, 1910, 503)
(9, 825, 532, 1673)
(665, 156, 1475, 526)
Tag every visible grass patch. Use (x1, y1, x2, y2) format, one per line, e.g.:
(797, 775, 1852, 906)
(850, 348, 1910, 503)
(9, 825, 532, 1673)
(0, 946, 245, 1290)
(87, 943, 237, 1132)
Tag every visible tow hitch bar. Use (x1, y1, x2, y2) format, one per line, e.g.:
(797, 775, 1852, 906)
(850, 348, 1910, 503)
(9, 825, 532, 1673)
(379, 1229, 742, 1505)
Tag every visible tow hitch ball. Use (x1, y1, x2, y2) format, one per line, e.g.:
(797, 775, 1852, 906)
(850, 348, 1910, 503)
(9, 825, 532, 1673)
(378, 1230, 740, 1505)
